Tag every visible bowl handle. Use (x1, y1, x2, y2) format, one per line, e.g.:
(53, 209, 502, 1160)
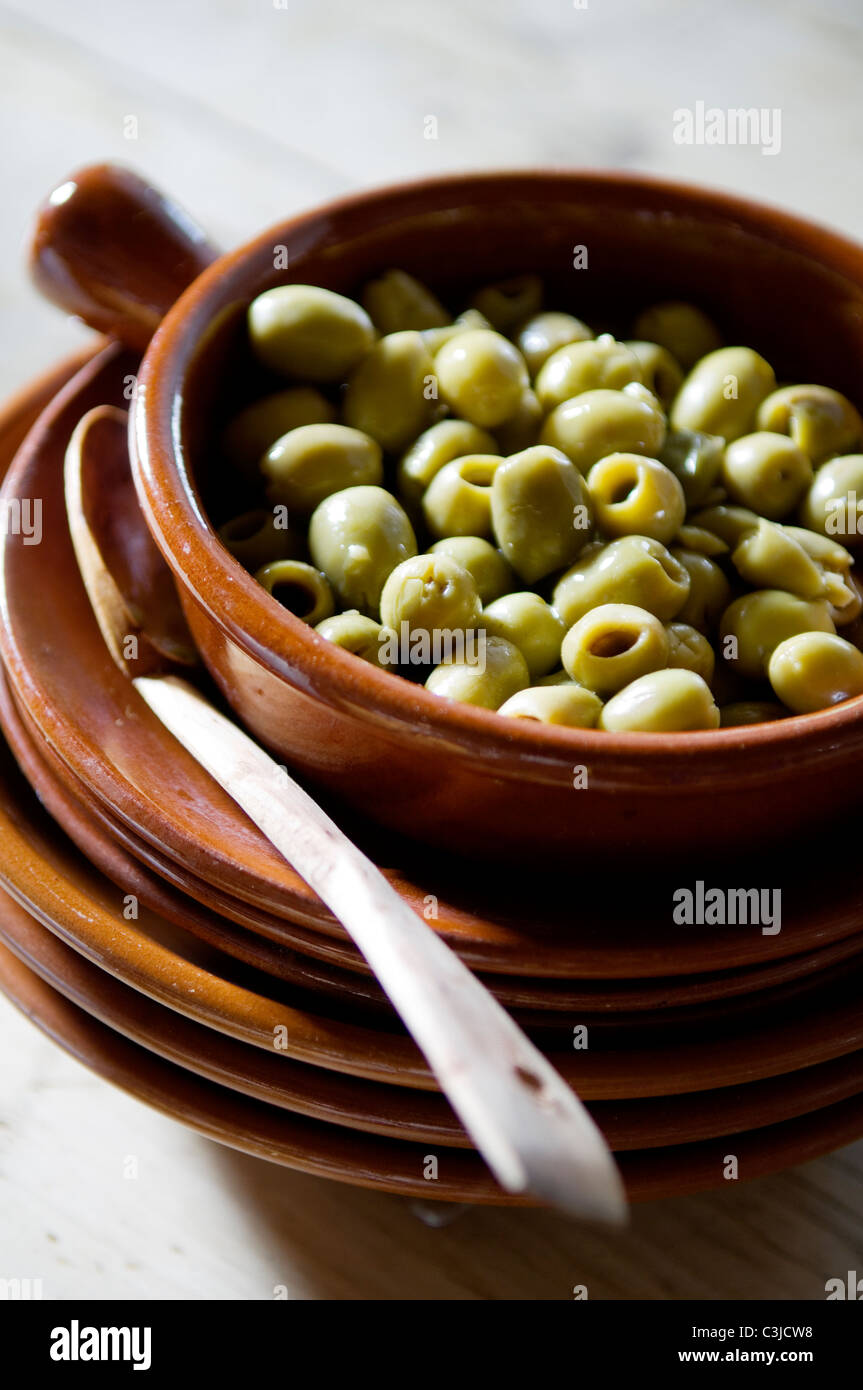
(30, 164, 218, 352)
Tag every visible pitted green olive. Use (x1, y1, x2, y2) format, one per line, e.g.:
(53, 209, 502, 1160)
(721, 432, 813, 518)
(671, 347, 776, 441)
(470, 275, 543, 332)
(397, 419, 498, 509)
(624, 341, 685, 408)
(425, 634, 529, 709)
(540, 386, 666, 474)
(248, 285, 374, 382)
(670, 548, 731, 631)
(535, 335, 644, 410)
(490, 445, 594, 583)
(518, 312, 593, 375)
(422, 454, 503, 538)
(261, 424, 383, 513)
(632, 302, 722, 370)
(315, 610, 389, 666)
(756, 384, 863, 464)
(223, 388, 336, 474)
(800, 455, 863, 543)
(380, 553, 481, 637)
(361, 270, 449, 334)
(731, 520, 827, 599)
(497, 684, 603, 727)
(255, 559, 335, 626)
(308, 485, 417, 615)
(554, 535, 690, 627)
(428, 536, 515, 604)
(598, 668, 720, 732)
(586, 453, 686, 545)
(659, 427, 725, 507)
(343, 331, 440, 451)
(665, 622, 715, 684)
(767, 630, 863, 712)
(481, 592, 565, 679)
(562, 603, 670, 695)
(434, 329, 530, 428)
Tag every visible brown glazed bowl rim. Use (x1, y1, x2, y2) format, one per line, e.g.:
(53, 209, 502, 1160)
(133, 169, 863, 776)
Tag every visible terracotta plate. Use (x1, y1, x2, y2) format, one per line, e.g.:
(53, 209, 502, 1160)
(6, 884, 863, 1153)
(4, 938, 863, 1205)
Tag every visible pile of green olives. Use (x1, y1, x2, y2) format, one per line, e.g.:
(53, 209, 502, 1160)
(216, 273, 863, 733)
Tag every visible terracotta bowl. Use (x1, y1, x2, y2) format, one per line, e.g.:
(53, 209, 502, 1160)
(38, 168, 863, 859)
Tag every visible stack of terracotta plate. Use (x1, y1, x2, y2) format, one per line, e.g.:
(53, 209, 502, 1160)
(2, 344, 863, 1207)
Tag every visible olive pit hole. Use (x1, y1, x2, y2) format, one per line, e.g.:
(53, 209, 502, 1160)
(271, 581, 316, 618)
(608, 473, 639, 505)
(590, 629, 637, 659)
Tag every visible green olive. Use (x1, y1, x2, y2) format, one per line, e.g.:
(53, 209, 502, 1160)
(768, 630, 863, 712)
(721, 431, 813, 518)
(343, 331, 439, 452)
(493, 390, 544, 454)
(586, 453, 686, 545)
(428, 536, 515, 604)
(497, 683, 603, 727)
(674, 525, 728, 557)
(308, 485, 417, 615)
(632, 302, 722, 370)
(380, 553, 481, 638)
(554, 535, 690, 627)
(490, 444, 594, 583)
(397, 419, 498, 509)
(426, 634, 530, 709)
(756, 384, 863, 464)
(671, 347, 776, 441)
(481, 592, 565, 679)
(422, 454, 503, 539)
(535, 335, 644, 410)
(719, 589, 836, 679)
(731, 520, 826, 599)
(361, 269, 449, 334)
(261, 424, 383, 513)
(247, 284, 375, 382)
(223, 388, 336, 475)
(624, 341, 684, 408)
(659, 427, 725, 507)
(421, 309, 491, 355)
(517, 312, 593, 375)
(218, 508, 302, 571)
(540, 385, 667, 474)
(434, 329, 530, 428)
(598, 668, 720, 732)
(665, 622, 715, 684)
(315, 610, 389, 666)
(720, 701, 786, 727)
(470, 275, 543, 332)
(562, 602, 669, 695)
(690, 504, 761, 548)
(800, 454, 863, 543)
(255, 559, 335, 625)
(670, 548, 731, 631)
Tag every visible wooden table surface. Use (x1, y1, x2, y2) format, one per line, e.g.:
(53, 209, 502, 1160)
(1, 0, 862, 1300)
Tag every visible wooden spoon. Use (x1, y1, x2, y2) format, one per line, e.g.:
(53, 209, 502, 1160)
(64, 402, 626, 1222)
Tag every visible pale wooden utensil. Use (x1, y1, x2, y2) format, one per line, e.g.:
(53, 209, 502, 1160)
(64, 404, 627, 1223)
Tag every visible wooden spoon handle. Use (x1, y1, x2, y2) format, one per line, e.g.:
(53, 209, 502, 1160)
(134, 672, 627, 1224)
(30, 164, 217, 351)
